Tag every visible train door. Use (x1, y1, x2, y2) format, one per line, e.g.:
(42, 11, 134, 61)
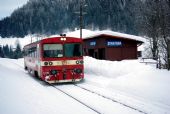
(37, 44, 41, 78)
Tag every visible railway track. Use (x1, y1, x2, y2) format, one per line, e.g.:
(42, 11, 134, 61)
(13, 61, 147, 114)
(9, 61, 100, 113)
(49, 83, 147, 114)
(74, 84, 147, 114)
(49, 83, 101, 114)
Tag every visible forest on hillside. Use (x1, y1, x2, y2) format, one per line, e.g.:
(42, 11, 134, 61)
(0, 0, 148, 37)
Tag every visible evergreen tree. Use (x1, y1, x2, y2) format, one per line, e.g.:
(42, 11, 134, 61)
(9, 46, 14, 59)
(13, 43, 22, 59)
(3, 45, 10, 58)
(0, 46, 5, 58)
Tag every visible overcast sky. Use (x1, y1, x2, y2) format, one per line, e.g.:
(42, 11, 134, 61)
(0, 0, 28, 19)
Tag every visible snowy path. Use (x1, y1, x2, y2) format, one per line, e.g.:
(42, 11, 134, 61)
(0, 58, 96, 114)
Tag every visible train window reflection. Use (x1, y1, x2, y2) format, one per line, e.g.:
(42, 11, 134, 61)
(64, 43, 82, 57)
(43, 44, 63, 58)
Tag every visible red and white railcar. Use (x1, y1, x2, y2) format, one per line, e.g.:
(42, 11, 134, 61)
(23, 36, 84, 83)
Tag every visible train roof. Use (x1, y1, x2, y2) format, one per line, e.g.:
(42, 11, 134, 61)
(23, 36, 82, 48)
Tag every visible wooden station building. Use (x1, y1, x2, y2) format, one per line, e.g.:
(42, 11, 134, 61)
(82, 30, 144, 61)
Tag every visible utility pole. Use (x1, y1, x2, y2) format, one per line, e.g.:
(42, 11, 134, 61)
(75, 0, 87, 39)
(80, 0, 83, 40)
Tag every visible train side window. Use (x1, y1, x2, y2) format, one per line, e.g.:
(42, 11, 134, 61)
(26, 50, 28, 56)
(35, 51, 37, 58)
(28, 48, 31, 56)
(23, 49, 28, 56)
(30, 47, 37, 58)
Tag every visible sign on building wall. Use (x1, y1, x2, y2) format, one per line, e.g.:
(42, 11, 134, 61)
(89, 41, 96, 46)
(106, 40, 122, 47)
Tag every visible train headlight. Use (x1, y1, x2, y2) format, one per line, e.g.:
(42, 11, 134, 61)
(60, 38, 66, 41)
(74, 69, 82, 74)
(76, 60, 83, 64)
(50, 70, 58, 75)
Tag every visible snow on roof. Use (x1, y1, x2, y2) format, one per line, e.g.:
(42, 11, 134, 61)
(48, 34, 60, 38)
(66, 29, 146, 43)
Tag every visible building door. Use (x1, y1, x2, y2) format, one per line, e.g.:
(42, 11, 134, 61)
(98, 48, 105, 60)
(94, 51, 98, 59)
(88, 49, 95, 58)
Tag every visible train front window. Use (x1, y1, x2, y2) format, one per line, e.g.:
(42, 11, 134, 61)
(64, 43, 82, 57)
(43, 44, 63, 58)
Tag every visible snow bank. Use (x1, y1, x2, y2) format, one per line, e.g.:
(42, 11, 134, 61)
(84, 56, 152, 78)
(84, 56, 170, 112)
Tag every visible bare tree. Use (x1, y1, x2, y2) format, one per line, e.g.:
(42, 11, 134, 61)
(140, 0, 160, 60)
(140, 0, 170, 69)
(159, 0, 170, 69)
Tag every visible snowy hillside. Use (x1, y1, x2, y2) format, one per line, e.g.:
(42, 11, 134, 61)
(0, 35, 44, 48)
(0, 57, 170, 114)
(0, 29, 146, 49)
(0, 0, 142, 38)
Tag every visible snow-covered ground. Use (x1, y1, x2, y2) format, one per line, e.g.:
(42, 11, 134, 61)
(83, 57, 170, 114)
(0, 58, 95, 114)
(1, 30, 169, 113)
(0, 57, 170, 114)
